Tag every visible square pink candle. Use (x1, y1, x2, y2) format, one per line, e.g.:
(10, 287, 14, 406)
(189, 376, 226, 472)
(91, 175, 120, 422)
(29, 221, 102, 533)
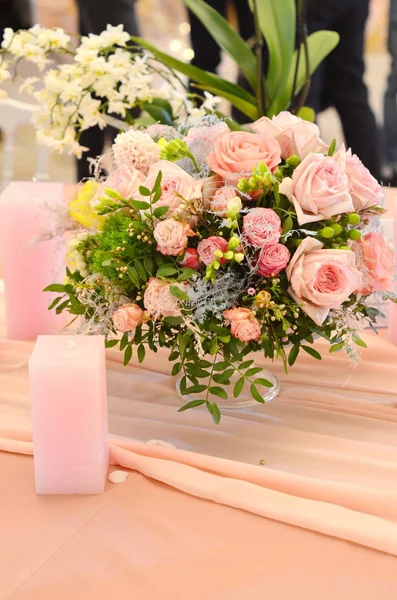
(29, 335, 109, 495)
(0, 181, 67, 340)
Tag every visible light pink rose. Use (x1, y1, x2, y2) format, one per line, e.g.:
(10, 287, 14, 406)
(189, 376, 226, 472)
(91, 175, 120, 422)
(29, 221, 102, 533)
(143, 278, 180, 318)
(112, 303, 143, 332)
(209, 186, 238, 217)
(334, 145, 384, 211)
(197, 236, 228, 265)
(224, 308, 261, 342)
(252, 111, 328, 159)
(243, 208, 282, 247)
(285, 237, 362, 325)
(105, 164, 145, 199)
(181, 247, 200, 270)
(207, 131, 281, 185)
(153, 219, 194, 256)
(279, 154, 354, 226)
(186, 122, 230, 144)
(257, 243, 291, 277)
(359, 232, 394, 294)
(138, 160, 202, 216)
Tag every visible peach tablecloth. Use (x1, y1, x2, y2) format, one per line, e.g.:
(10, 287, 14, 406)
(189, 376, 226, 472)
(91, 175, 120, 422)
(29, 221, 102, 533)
(1, 288, 397, 598)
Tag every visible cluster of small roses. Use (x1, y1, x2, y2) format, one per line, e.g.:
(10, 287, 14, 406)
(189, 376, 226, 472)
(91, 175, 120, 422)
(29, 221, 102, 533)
(59, 111, 394, 385)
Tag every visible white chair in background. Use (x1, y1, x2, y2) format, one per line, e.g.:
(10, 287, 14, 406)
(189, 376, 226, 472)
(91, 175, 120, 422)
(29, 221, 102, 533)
(0, 98, 50, 192)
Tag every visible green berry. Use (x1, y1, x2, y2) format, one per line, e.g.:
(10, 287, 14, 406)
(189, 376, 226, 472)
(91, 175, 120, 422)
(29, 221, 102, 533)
(331, 223, 343, 235)
(286, 154, 301, 168)
(275, 169, 283, 179)
(320, 226, 335, 239)
(348, 229, 361, 241)
(339, 245, 350, 250)
(347, 213, 361, 225)
(248, 176, 257, 189)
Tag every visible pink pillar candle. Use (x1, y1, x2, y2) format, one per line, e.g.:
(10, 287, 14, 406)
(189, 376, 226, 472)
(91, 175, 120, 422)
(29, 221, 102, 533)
(0, 182, 67, 340)
(388, 197, 397, 344)
(29, 335, 109, 494)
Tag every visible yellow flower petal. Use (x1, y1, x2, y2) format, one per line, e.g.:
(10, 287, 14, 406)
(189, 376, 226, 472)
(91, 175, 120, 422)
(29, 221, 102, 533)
(68, 181, 105, 230)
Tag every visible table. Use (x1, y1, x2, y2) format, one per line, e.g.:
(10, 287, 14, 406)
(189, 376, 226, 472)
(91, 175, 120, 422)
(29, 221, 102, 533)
(1, 185, 397, 599)
(1, 298, 397, 598)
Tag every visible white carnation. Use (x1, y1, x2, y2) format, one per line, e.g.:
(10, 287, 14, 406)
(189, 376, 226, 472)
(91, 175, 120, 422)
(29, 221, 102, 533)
(112, 129, 160, 174)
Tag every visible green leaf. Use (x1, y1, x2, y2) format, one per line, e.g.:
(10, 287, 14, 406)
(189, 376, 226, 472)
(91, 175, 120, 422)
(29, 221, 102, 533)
(178, 399, 206, 412)
(288, 345, 300, 366)
(178, 332, 190, 359)
(276, 30, 339, 115)
(43, 283, 65, 293)
(164, 316, 184, 325)
(55, 300, 69, 314)
(153, 206, 169, 219)
(128, 266, 140, 287)
(254, 377, 273, 388)
(143, 257, 154, 276)
(250, 0, 296, 106)
(245, 367, 263, 378)
(250, 382, 265, 403)
(172, 362, 182, 376)
(184, 0, 257, 89)
(239, 359, 254, 370)
(297, 106, 315, 122)
(328, 138, 337, 156)
(301, 345, 322, 360)
(177, 267, 197, 281)
(123, 345, 132, 366)
(168, 350, 179, 361)
(209, 337, 218, 355)
(233, 376, 245, 398)
(185, 365, 210, 379)
(135, 261, 147, 282)
(120, 332, 129, 351)
(213, 361, 229, 372)
(131, 36, 257, 115)
(48, 296, 62, 310)
(138, 186, 151, 197)
(206, 401, 221, 424)
(194, 83, 258, 119)
(352, 335, 367, 348)
(282, 215, 293, 235)
(209, 386, 228, 400)
(131, 199, 150, 210)
(209, 324, 230, 336)
(329, 342, 344, 353)
(105, 339, 119, 348)
(184, 384, 207, 395)
(213, 368, 234, 384)
(141, 101, 174, 126)
(137, 344, 146, 363)
(156, 265, 178, 278)
(170, 285, 190, 301)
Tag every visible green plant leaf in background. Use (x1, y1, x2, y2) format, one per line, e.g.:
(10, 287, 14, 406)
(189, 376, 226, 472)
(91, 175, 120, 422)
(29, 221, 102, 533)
(184, 0, 257, 90)
(274, 30, 340, 115)
(249, 0, 296, 108)
(131, 36, 257, 106)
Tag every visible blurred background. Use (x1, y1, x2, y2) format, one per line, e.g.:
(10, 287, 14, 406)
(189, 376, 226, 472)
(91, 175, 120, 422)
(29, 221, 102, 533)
(0, 0, 392, 186)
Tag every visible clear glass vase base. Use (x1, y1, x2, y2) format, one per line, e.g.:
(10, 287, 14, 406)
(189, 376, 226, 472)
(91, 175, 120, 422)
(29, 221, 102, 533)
(176, 368, 280, 409)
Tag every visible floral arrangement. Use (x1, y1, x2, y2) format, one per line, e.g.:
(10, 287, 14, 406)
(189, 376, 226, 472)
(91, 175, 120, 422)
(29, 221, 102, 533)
(42, 112, 395, 422)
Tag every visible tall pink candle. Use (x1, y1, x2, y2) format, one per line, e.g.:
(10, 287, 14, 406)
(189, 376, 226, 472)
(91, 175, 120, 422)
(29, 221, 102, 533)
(0, 181, 67, 340)
(29, 335, 109, 495)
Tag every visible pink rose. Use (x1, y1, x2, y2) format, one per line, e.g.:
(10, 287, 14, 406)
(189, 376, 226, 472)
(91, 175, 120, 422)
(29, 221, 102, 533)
(153, 219, 194, 256)
(334, 146, 384, 211)
(105, 164, 145, 200)
(209, 185, 238, 217)
(138, 160, 202, 216)
(279, 154, 354, 226)
(143, 278, 180, 318)
(257, 243, 291, 277)
(224, 308, 261, 343)
(207, 131, 281, 186)
(243, 208, 282, 247)
(186, 121, 230, 144)
(252, 111, 328, 159)
(286, 237, 362, 325)
(112, 303, 143, 333)
(181, 247, 200, 270)
(197, 236, 228, 265)
(359, 232, 394, 294)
